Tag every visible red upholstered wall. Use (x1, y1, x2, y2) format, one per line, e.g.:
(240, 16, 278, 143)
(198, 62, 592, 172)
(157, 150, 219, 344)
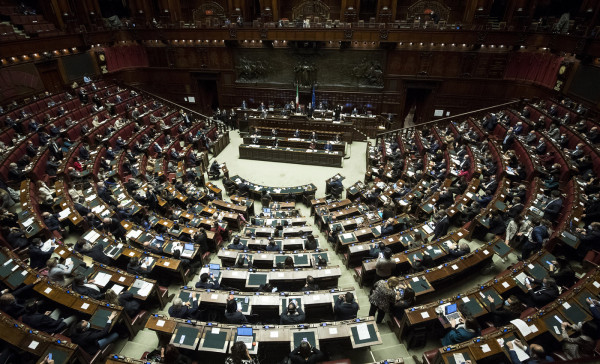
(504, 52, 563, 89)
(103, 45, 149, 72)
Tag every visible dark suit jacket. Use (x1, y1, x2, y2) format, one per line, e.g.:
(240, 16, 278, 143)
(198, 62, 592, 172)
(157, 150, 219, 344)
(543, 199, 563, 221)
(280, 307, 306, 324)
(334, 298, 358, 320)
(73, 284, 104, 300)
(168, 301, 198, 319)
(433, 217, 450, 239)
(73, 322, 112, 354)
(22, 312, 67, 333)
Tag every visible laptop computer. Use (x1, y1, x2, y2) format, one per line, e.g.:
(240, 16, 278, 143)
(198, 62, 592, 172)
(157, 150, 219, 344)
(209, 263, 220, 277)
(444, 303, 461, 321)
(237, 327, 253, 348)
(181, 243, 194, 258)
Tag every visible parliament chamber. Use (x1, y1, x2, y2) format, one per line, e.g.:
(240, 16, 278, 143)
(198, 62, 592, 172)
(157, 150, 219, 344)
(2, 0, 600, 364)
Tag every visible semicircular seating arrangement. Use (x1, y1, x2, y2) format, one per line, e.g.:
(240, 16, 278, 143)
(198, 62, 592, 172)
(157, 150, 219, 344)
(1, 72, 600, 364)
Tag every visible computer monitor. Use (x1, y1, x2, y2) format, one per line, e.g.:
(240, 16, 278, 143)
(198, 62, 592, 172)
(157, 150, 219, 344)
(445, 303, 458, 315)
(263, 208, 271, 214)
(209, 263, 220, 270)
(184, 243, 194, 251)
(237, 327, 253, 336)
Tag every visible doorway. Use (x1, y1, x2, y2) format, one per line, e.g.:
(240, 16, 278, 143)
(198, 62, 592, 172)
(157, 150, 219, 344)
(196, 79, 219, 114)
(404, 88, 432, 126)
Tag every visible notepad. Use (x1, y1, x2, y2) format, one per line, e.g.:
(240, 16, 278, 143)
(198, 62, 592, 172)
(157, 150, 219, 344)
(44, 287, 52, 294)
(481, 344, 491, 353)
(356, 323, 370, 340)
(28, 341, 39, 350)
(421, 312, 430, 318)
(211, 328, 220, 334)
(502, 281, 510, 288)
(329, 328, 338, 335)
(270, 331, 279, 338)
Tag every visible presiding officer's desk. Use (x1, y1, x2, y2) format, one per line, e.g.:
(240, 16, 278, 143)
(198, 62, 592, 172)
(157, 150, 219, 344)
(217, 249, 330, 269)
(176, 287, 355, 324)
(242, 135, 346, 153)
(145, 315, 381, 354)
(239, 144, 343, 168)
(207, 265, 341, 291)
(230, 175, 317, 202)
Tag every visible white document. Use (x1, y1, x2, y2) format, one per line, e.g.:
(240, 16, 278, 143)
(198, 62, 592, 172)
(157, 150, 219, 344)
(94, 272, 112, 287)
(58, 208, 71, 219)
(156, 320, 165, 327)
(510, 319, 531, 336)
(211, 328, 220, 334)
(356, 323, 370, 340)
(329, 328, 338, 335)
(111, 285, 125, 294)
(502, 281, 510, 288)
(515, 272, 528, 286)
(138, 282, 152, 297)
(510, 341, 531, 362)
(480, 344, 491, 353)
(421, 312, 430, 319)
(422, 224, 433, 234)
(270, 331, 279, 338)
(81, 303, 90, 310)
(28, 341, 39, 350)
(453, 353, 465, 363)
(44, 287, 52, 294)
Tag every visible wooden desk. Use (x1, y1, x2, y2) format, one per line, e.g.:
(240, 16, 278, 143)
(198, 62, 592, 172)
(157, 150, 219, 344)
(239, 144, 343, 168)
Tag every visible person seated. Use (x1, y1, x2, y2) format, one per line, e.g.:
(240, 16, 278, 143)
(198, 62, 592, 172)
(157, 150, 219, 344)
(561, 321, 596, 360)
(369, 242, 385, 259)
(301, 276, 319, 292)
(104, 289, 140, 318)
(380, 218, 395, 236)
(47, 257, 74, 286)
(71, 312, 119, 355)
(265, 238, 280, 252)
(486, 295, 524, 327)
(22, 301, 76, 334)
(548, 256, 576, 288)
(447, 242, 471, 258)
(195, 273, 220, 290)
(0, 279, 39, 318)
(126, 256, 152, 277)
(168, 295, 199, 319)
(441, 316, 480, 346)
(72, 275, 104, 300)
(334, 292, 359, 320)
(228, 236, 245, 250)
(74, 240, 111, 265)
(224, 297, 248, 324)
(522, 277, 559, 308)
(413, 251, 435, 272)
(288, 341, 325, 364)
(226, 341, 258, 364)
(507, 340, 554, 364)
(280, 300, 305, 324)
(281, 256, 294, 269)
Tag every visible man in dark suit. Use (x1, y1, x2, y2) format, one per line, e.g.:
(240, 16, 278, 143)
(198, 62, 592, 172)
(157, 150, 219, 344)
(543, 190, 563, 222)
(79, 144, 90, 161)
(42, 212, 63, 233)
(506, 197, 524, 218)
(71, 311, 119, 354)
(168, 295, 199, 319)
(432, 211, 450, 240)
(523, 277, 559, 308)
(280, 300, 306, 324)
(535, 138, 547, 155)
(521, 219, 549, 260)
(334, 292, 359, 320)
(72, 276, 104, 300)
(21, 301, 76, 334)
(502, 127, 515, 150)
(195, 273, 220, 289)
(28, 238, 54, 269)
